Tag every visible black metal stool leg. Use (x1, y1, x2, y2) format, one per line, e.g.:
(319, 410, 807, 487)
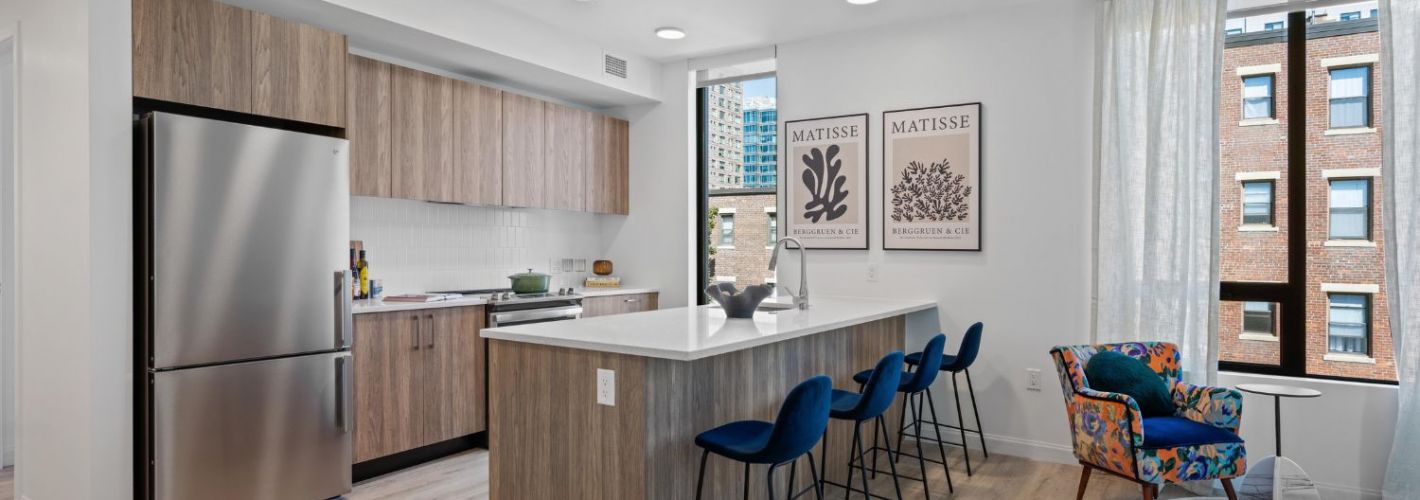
(854, 422, 872, 500)
(893, 394, 909, 464)
(907, 395, 932, 499)
(695, 449, 710, 500)
(744, 462, 751, 500)
(788, 459, 797, 499)
(951, 372, 973, 475)
(819, 430, 829, 496)
(876, 416, 906, 500)
(923, 388, 955, 492)
(768, 462, 778, 500)
(966, 368, 988, 457)
(846, 424, 861, 499)
(871, 413, 882, 479)
(807, 450, 825, 500)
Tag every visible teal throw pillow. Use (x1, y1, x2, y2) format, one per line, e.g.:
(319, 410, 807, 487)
(1084, 351, 1175, 417)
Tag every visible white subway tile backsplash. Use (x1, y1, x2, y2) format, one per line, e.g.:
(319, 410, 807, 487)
(351, 197, 607, 295)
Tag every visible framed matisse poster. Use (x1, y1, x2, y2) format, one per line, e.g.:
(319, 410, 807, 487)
(882, 103, 982, 251)
(783, 114, 869, 250)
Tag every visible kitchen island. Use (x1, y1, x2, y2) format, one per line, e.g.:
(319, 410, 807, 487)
(481, 295, 937, 500)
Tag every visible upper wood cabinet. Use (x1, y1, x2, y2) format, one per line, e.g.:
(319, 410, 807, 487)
(452, 80, 503, 206)
(502, 93, 547, 209)
(391, 66, 455, 203)
(347, 55, 392, 198)
(133, 0, 252, 112)
(133, 0, 347, 127)
(586, 116, 631, 215)
(252, 12, 347, 127)
(544, 103, 588, 212)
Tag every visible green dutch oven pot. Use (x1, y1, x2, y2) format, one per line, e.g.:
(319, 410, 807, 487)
(508, 268, 551, 294)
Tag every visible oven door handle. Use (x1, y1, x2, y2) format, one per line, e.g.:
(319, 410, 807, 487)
(489, 305, 584, 327)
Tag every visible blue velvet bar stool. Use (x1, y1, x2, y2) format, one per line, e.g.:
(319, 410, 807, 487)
(694, 375, 832, 500)
(852, 333, 952, 497)
(901, 322, 987, 475)
(821, 351, 905, 500)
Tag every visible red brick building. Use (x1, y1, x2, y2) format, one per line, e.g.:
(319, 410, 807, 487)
(1218, 16, 1393, 381)
(708, 190, 778, 287)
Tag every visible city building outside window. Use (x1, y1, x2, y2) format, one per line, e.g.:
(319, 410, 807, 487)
(1241, 180, 1274, 226)
(767, 212, 777, 247)
(1242, 74, 1274, 119)
(1328, 178, 1371, 240)
(1340, 11, 1361, 21)
(1227, 27, 1243, 35)
(1328, 293, 1370, 354)
(719, 213, 734, 247)
(1328, 66, 1371, 129)
(1265, 21, 1283, 31)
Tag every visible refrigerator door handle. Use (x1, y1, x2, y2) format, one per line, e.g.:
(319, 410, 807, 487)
(335, 354, 352, 433)
(335, 270, 352, 349)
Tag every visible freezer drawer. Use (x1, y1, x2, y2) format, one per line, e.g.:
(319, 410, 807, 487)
(153, 352, 352, 500)
(148, 112, 350, 368)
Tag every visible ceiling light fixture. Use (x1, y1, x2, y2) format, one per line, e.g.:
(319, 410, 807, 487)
(846, 0, 879, 4)
(654, 27, 686, 40)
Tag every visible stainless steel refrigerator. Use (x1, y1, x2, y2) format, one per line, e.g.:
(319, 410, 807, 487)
(137, 112, 353, 500)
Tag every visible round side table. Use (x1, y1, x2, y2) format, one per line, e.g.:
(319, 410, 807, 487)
(1235, 383, 1322, 500)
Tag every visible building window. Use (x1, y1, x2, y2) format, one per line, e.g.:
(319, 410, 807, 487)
(1242, 302, 1276, 337)
(767, 212, 778, 247)
(1241, 180, 1275, 226)
(1242, 75, 1275, 119)
(1265, 21, 1284, 31)
(1327, 293, 1370, 354)
(1226, 27, 1243, 35)
(1328, 179, 1371, 240)
(1329, 66, 1371, 129)
(1340, 11, 1361, 21)
(719, 213, 734, 246)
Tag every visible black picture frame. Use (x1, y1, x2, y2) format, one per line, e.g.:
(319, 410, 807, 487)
(881, 102, 984, 252)
(781, 112, 871, 251)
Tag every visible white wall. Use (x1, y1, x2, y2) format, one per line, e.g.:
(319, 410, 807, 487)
(0, 0, 133, 498)
(602, 62, 697, 307)
(350, 197, 608, 294)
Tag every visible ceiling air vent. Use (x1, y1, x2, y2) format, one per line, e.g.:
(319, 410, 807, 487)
(603, 53, 628, 79)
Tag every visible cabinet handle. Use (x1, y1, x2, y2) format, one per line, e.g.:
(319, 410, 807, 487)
(426, 314, 435, 350)
(411, 315, 420, 350)
(624, 298, 639, 303)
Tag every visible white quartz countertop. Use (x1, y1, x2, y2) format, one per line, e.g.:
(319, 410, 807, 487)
(480, 295, 937, 361)
(352, 287, 660, 314)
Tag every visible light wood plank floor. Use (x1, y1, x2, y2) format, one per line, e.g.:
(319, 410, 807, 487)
(348, 444, 1197, 500)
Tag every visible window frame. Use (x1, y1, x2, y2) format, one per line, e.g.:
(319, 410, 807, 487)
(1327, 177, 1372, 241)
(1326, 293, 1372, 356)
(1241, 74, 1276, 120)
(1327, 65, 1372, 129)
(1240, 180, 1276, 226)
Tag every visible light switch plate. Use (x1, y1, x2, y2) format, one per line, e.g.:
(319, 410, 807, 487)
(597, 368, 615, 406)
(1026, 368, 1042, 391)
(867, 263, 879, 282)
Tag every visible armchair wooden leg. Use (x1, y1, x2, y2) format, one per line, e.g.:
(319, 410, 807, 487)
(1221, 478, 1238, 500)
(1075, 464, 1092, 500)
(1141, 483, 1155, 500)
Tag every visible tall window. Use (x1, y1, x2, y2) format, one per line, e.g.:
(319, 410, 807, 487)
(699, 74, 778, 296)
(1328, 293, 1370, 354)
(1241, 181, 1274, 225)
(1218, 3, 1392, 383)
(1329, 66, 1371, 129)
(1242, 75, 1275, 119)
(1328, 179, 1371, 240)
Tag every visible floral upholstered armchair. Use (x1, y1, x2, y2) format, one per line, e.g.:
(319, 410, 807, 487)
(1049, 342, 1246, 500)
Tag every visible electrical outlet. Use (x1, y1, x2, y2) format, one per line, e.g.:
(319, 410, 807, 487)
(597, 368, 616, 406)
(866, 263, 879, 282)
(1026, 368, 1042, 392)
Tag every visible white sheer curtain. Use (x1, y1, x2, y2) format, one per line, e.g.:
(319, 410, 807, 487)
(1093, 0, 1225, 386)
(1381, 1, 1420, 497)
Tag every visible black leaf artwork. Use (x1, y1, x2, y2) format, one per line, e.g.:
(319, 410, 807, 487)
(889, 158, 973, 222)
(800, 145, 850, 223)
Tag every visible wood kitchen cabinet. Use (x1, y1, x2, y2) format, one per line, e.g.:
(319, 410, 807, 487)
(353, 306, 485, 463)
(586, 116, 631, 214)
(582, 292, 658, 318)
(133, 0, 346, 127)
(502, 92, 547, 208)
(453, 80, 503, 206)
(543, 103, 588, 211)
(392, 66, 455, 203)
(133, 0, 252, 112)
(346, 55, 392, 197)
(252, 12, 347, 127)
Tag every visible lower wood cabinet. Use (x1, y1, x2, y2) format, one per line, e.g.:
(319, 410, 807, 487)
(353, 306, 485, 463)
(582, 292, 658, 318)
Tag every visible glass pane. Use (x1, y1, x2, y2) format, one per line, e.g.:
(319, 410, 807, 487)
(1242, 181, 1273, 225)
(1242, 76, 1273, 119)
(1329, 67, 1368, 98)
(1220, 300, 1281, 366)
(1329, 179, 1370, 239)
(1328, 294, 1369, 354)
(1329, 98, 1367, 128)
(705, 76, 777, 287)
(1220, 33, 1289, 282)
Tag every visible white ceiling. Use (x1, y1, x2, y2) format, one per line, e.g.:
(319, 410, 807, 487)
(481, 0, 1039, 62)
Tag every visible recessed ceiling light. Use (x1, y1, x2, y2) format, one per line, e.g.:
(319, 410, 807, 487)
(655, 27, 686, 40)
(846, 0, 879, 4)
